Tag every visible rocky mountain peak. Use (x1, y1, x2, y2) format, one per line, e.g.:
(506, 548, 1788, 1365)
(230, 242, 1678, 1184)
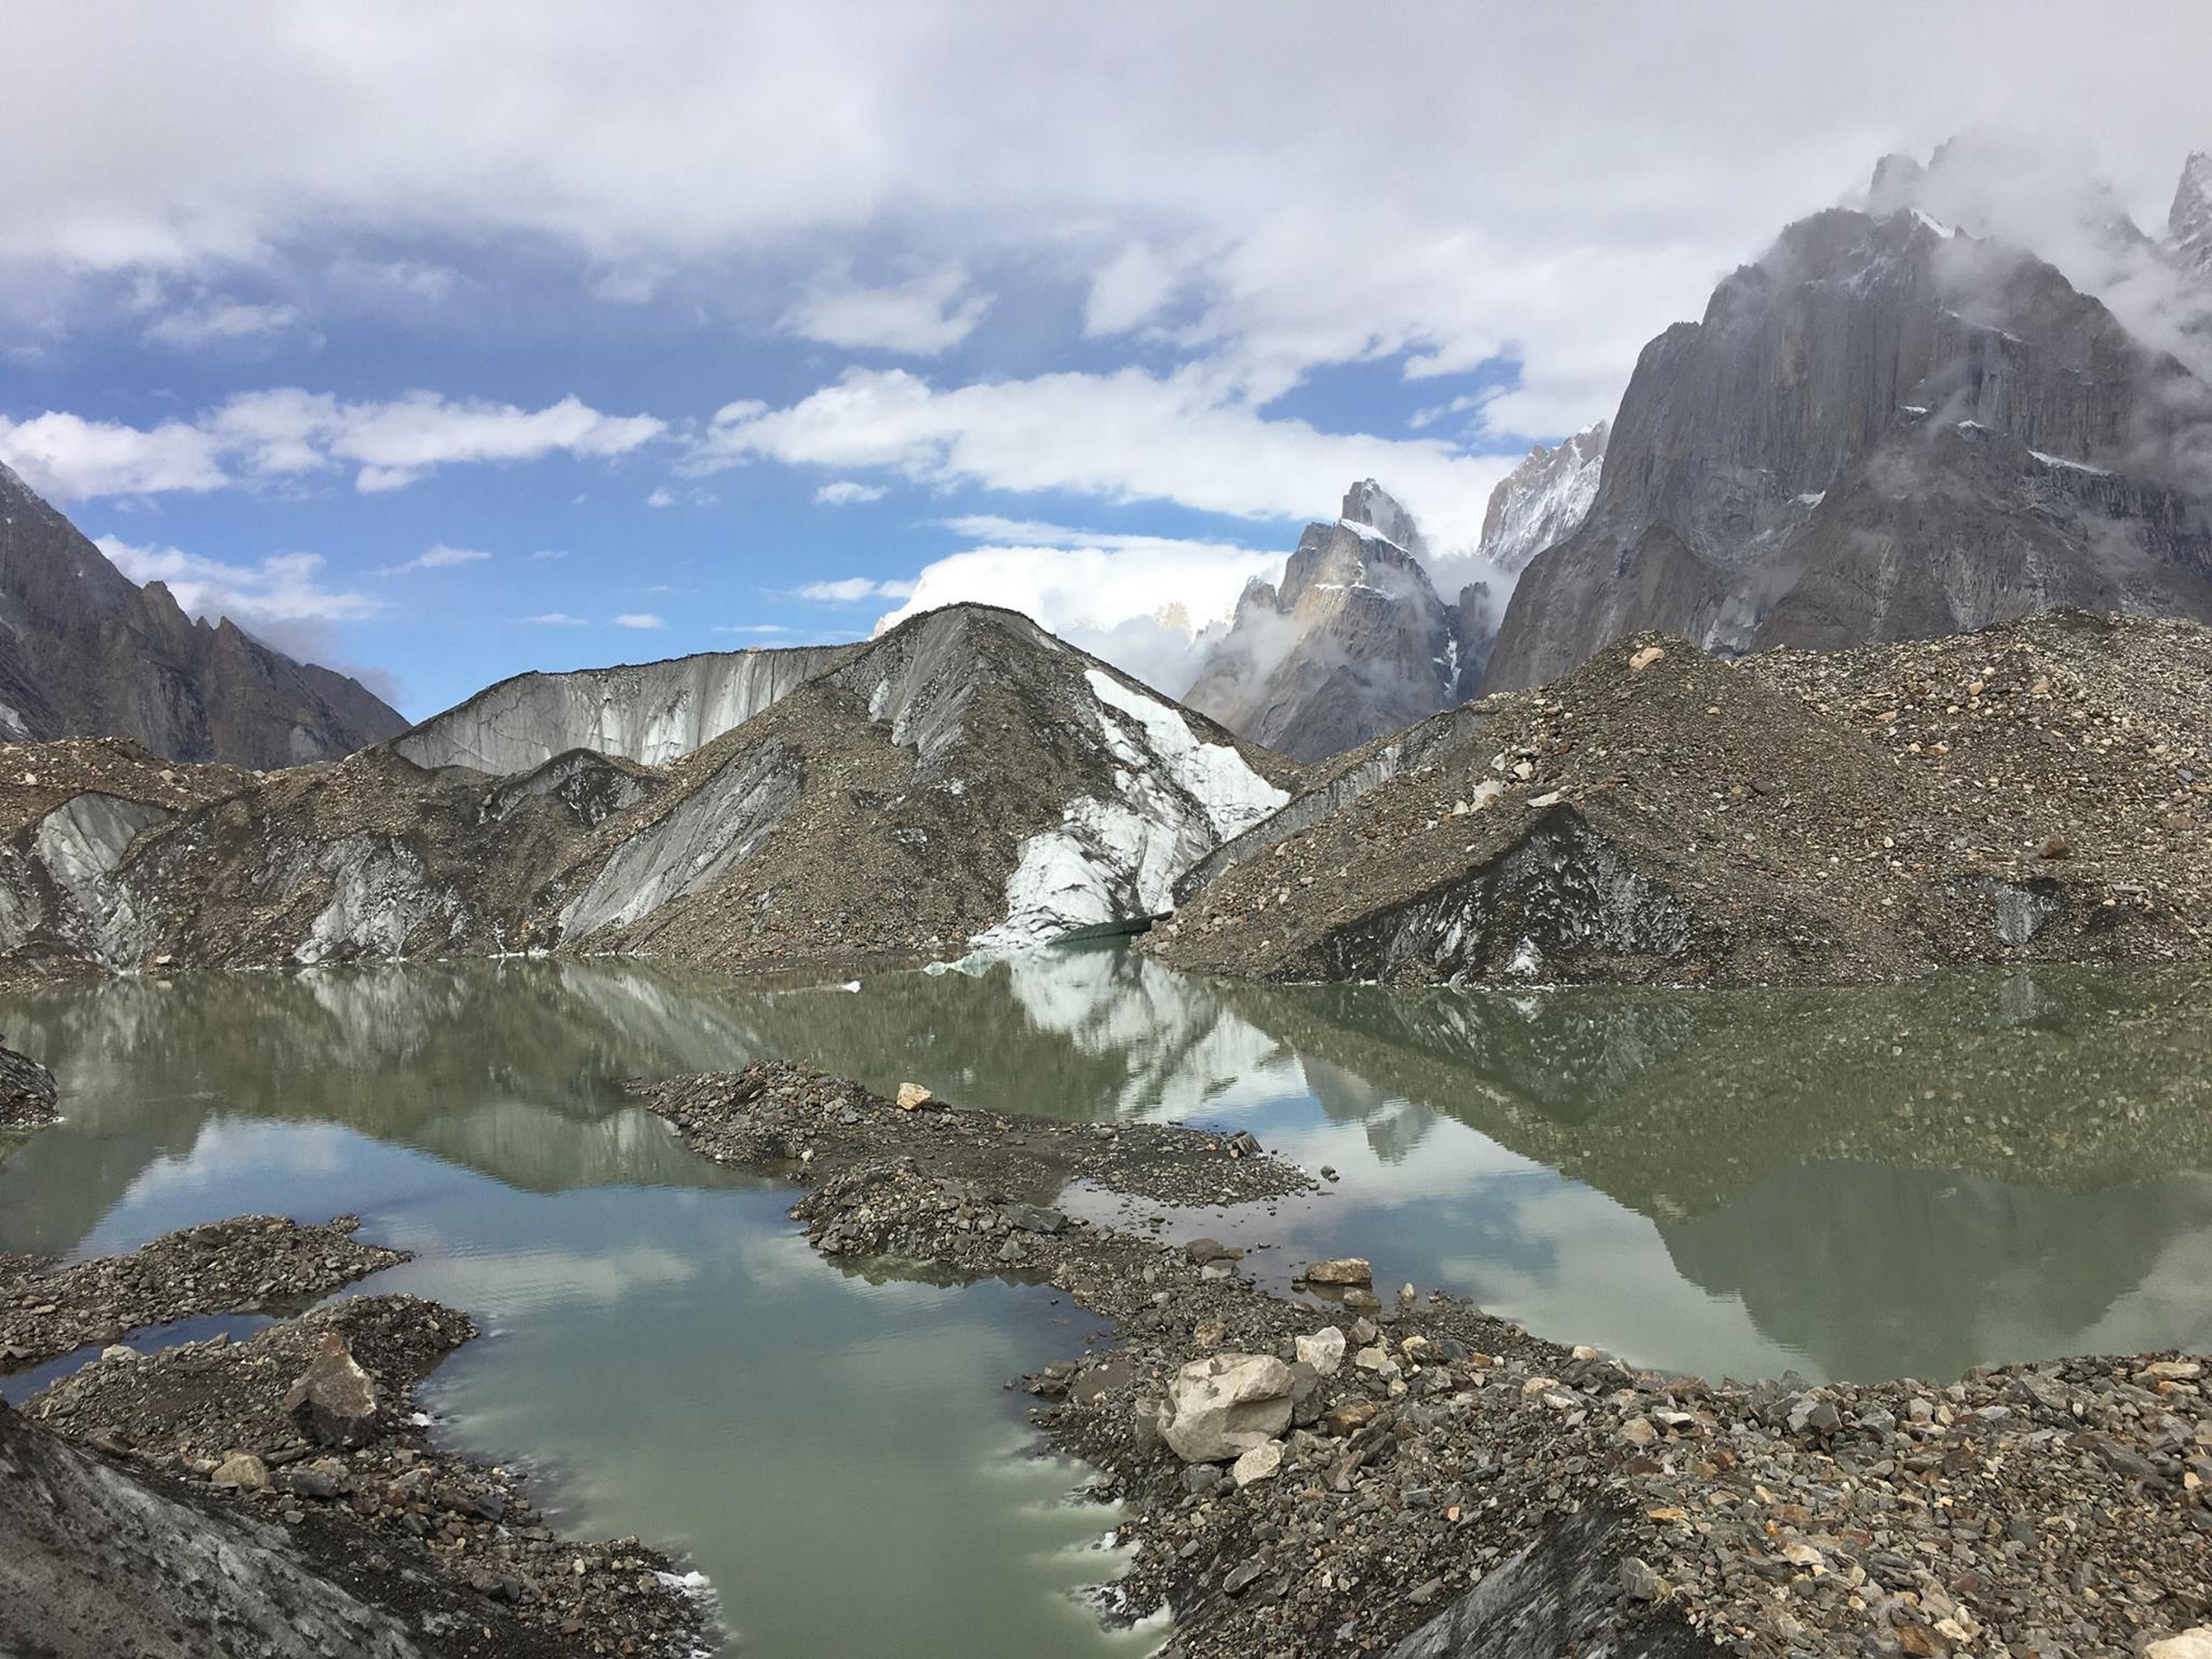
(0, 458, 405, 766)
(1339, 479, 1427, 556)
(1866, 152, 1928, 218)
(1484, 169, 2212, 694)
(2171, 151, 2212, 272)
(1478, 421, 1608, 575)
(1185, 481, 1478, 761)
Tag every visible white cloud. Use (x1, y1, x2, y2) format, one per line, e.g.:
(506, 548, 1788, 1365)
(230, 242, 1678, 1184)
(692, 365, 1513, 550)
(713, 623, 791, 635)
(143, 298, 303, 348)
(0, 410, 226, 499)
(813, 479, 887, 505)
(794, 576, 916, 602)
(522, 611, 588, 626)
(330, 257, 460, 300)
(6, 6, 2212, 557)
(2, 388, 666, 499)
(378, 543, 492, 575)
(95, 534, 383, 627)
(782, 264, 991, 356)
(646, 486, 676, 507)
(872, 522, 1279, 696)
(7, 3, 2203, 449)
(611, 612, 666, 629)
(530, 547, 570, 560)
(1084, 242, 1187, 337)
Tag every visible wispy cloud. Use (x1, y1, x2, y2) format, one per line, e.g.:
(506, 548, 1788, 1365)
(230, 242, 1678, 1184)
(611, 612, 667, 629)
(96, 534, 384, 626)
(713, 623, 791, 635)
(814, 479, 887, 505)
(144, 298, 305, 349)
(690, 365, 1511, 550)
(0, 389, 665, 500)
(782, 264, 991, 357)
(378, 543, 491, 575)
(793, 576, 917, 602)
(521, 611, 588, 626)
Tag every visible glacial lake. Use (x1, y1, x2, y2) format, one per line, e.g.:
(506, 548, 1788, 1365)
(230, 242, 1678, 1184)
(3, 947, 2209, 1656)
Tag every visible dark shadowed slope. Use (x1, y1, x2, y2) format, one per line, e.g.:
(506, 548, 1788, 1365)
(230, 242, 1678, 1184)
(0, 460, 404, 767)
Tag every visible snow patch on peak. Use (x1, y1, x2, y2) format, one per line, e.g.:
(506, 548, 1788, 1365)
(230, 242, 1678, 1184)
(1338, 516, 1406, 552)
(1339, 480, 1426, 556)
(1478, 421, 1608, 575)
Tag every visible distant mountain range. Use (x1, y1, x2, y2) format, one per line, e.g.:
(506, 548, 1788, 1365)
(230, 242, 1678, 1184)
(1487, 147, 2212, 689)
(1185, 144, 2212, 754)
(0, 604, 1296, 984)
(0, 461, 404, 768)
(5, 146, 2208, 778)
(1184, 431, 1606, 761)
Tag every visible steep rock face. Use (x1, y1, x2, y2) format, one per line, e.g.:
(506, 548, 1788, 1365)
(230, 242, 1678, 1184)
(18, 606, 1297, 982)
(2171, 151, 2212, 284)
(1486, 202, 2212, 691)
(1750, 419, 2212, 650)
(0, 461, 405, 766)
(0, 1400, 429, 1659)
(1186, 481, 1460, 763)
(393, 640, 859, 772)
(1478, 421, 1608, 575)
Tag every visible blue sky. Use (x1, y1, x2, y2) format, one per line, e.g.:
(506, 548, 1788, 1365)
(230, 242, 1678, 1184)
(2, 2, 2206, 719)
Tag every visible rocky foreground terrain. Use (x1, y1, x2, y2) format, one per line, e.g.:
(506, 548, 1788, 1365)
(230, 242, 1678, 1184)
(1151, 611, 2212, 988)
(0, 603, 1296, 986)
(641, 1062, 2212, 1659)
(0, 1217, 708, 1658)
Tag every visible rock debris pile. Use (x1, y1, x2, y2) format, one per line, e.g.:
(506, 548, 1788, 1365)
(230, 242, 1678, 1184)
(0, 1216, 405, 1369)
(645, 1060, 2212, 1659)
(1150, 613, 2212, 988)
(12, 1286, 709, 1658)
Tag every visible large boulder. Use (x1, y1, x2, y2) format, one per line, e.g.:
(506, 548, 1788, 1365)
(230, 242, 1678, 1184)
(1157, 1352, 1293, 1463)
(283, 1332, 380, 1449)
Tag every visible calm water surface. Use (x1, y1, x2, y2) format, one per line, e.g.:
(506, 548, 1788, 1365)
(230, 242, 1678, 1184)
(2, 948, 2208, 1656)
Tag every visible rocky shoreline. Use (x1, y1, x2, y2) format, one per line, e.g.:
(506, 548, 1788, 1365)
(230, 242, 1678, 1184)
(0, 1215, 404, 1368)
(639, 1061, 2212, 1659)
(0, 1217, 709, 1659)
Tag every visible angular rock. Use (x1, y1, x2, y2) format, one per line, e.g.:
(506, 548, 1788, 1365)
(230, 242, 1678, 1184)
(1294, 1326, 1346, 1376)
(1230, 1440, 1283, 1487)
(1303, 1257, 1372, 1287)
(0, 1041, 60, 1128)
(283, 1332, 380, 1450)
(894, 1083, 932, 1111)
(210, 1452, 270, 1491)
(1157, 1352, 1294, 1463)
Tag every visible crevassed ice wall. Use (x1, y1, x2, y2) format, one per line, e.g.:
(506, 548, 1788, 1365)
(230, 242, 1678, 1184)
(394, 645, 855, 775)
